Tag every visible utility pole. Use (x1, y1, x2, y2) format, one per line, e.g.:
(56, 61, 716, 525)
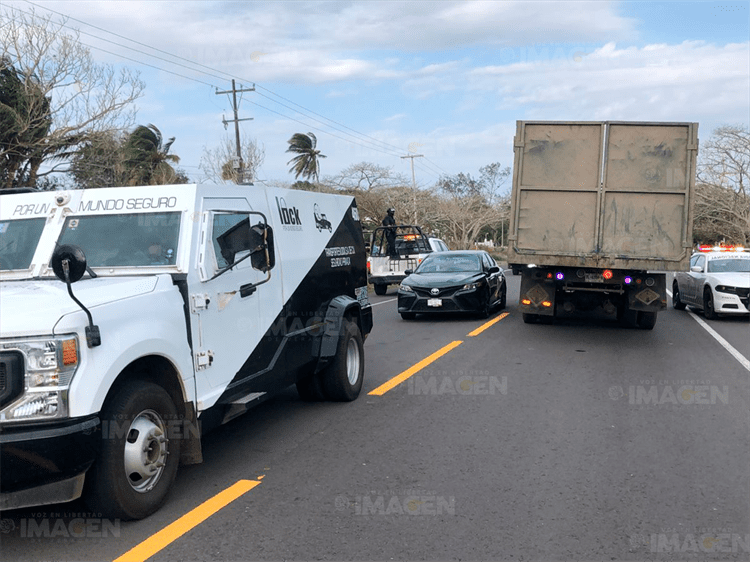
(401, 153, 423, 224)
(215, 79, 255, 184)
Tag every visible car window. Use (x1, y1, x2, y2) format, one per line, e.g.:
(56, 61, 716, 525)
(690, 254, 700, 268)
(707, 257, 750, 273)
(0, 217, 46, 271)
(694, 255, 706, 271)
(57, 212, 180, 267)
(417, 254, 481, 273)
(481, 253, 493, 270)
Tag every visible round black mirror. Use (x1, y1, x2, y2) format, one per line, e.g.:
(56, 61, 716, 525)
(51, 245, 88, 283)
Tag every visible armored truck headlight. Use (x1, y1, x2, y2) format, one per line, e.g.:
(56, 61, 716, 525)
(0, 335, 80, 422)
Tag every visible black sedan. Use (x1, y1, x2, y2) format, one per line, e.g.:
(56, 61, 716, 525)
(397, 250, 506, 319)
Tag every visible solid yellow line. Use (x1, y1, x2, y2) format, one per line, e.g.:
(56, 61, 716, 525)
(113, 479, 261, 562)
(467, 312, 509, 337)
(368, 340, 463, 396)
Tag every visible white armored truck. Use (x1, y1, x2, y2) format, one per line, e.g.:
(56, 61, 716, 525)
(0, 184, 373, 519)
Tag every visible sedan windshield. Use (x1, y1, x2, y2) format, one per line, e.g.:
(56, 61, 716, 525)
(0, 218, 46, 271)
(417, 254, 481, 273)
(707, 257, 750, 273)
(57, 212, 181, 267)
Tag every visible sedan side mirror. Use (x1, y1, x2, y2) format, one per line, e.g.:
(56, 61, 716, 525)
(488, 266, 500, 274)
(690, 265, 702, 273)
(404, 269, 413, 275)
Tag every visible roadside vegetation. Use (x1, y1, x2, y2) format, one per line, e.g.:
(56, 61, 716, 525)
(1, 9, 747, 248)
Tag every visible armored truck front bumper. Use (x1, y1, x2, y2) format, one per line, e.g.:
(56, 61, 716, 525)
(0, 415, 99, 510)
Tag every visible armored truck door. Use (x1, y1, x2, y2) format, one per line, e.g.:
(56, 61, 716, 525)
(192, 197, 282, 407)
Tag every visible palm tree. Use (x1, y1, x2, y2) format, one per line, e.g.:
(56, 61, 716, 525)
(286, 132, 325, 183)
(123, 124, 180, 185)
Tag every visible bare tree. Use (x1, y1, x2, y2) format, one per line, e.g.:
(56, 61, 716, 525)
(0, 7, 145, 188)
(695, 125, 750, 245)
(327, 162, 407, 192)
(434, 164, 511, 249)
(199, 135, 265, 184)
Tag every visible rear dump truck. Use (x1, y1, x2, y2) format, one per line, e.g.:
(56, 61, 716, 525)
(507, 121, 698, 329)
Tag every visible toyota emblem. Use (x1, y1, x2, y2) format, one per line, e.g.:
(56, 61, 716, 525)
(430, 288, 440, 296)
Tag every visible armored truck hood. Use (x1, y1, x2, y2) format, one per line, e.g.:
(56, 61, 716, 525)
(0, 276, 159, 336)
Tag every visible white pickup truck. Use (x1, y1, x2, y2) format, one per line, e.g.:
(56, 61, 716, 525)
(0, 183, 373, 520)
(368, 225, 448, 295)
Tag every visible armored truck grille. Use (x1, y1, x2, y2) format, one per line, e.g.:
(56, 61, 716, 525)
(0, 352, 24, 409)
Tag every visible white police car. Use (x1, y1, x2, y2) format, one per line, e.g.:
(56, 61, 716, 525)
(672, 246, 750, 318)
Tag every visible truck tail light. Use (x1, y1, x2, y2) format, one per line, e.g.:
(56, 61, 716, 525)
(521, 298, 531, 305)
(603, 269, 613, 280)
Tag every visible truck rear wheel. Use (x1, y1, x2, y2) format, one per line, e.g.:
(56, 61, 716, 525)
(85, 381, 180, 520)
(320, 320, 364, 401)
(637, 311, 657, 330)
(373, 283, 387, 296)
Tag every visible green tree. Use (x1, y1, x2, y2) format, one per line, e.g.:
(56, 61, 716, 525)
(69, 130, 128, 188)
(286, 132, 325, 182)
(123, 124, 181, 186)
(0, 60, 53, 188)
(0, 8, 144, 189)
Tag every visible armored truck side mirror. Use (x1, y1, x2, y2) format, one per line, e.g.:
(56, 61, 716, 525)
(51, 245, 101, 348)
(216, 218, 275, 273)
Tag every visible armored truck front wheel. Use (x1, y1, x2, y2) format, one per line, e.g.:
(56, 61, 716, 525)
(373, 283, 387, 296)
(85, 381, 181, 520)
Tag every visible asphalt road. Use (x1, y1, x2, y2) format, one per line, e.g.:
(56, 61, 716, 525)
(2, 273, 749, 561)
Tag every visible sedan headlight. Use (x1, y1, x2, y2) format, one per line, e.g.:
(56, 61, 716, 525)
(461, 281, 481, 291)
(399, 283, 414, 293)
(715, 285, 738, 294)
(0, 335, 80, 422)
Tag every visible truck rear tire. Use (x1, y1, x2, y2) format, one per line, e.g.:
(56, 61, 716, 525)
(320, 320, 364, 401)
(373, 283, 387, 296)
(84, 381, 180, 520)
(637, 311, 657, 330)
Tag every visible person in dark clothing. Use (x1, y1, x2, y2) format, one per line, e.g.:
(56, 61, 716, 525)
(382, 208, 397, 258)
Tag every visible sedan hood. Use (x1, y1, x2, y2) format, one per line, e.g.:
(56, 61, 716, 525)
(405, 272, 482, 288)
(709, 272, 750, 288)
(0, 276, 159, 336)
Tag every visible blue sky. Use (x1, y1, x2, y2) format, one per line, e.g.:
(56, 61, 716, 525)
(5, 1, 749, 188)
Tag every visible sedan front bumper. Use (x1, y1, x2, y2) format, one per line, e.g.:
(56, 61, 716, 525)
(398, 285, 486, 314)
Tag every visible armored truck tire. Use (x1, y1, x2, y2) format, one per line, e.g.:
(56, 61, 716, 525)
(320, 320, 364, 402)
(296, 371, 327, 401)
(373, 283, 388, 296)
(84, 381, 181, 521)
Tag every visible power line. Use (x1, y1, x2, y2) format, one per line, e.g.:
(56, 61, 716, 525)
(19, 0, 411, 158)
(9, 1, 442, 179)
